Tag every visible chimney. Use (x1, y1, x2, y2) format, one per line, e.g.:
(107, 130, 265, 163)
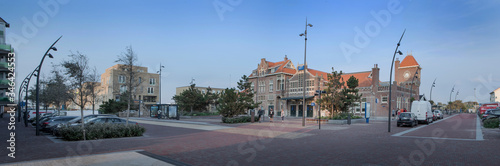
(395, 58, 401, 85)
(284, 55, 288, 61)
(372, 64, 380, 89)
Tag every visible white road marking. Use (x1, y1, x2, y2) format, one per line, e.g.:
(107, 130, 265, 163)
(476, 114, 484, 141)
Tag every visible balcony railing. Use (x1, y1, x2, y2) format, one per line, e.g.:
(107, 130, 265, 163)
(0, 44, 13, 52)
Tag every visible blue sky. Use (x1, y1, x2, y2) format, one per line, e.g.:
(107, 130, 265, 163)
(3, 0, 500, 104)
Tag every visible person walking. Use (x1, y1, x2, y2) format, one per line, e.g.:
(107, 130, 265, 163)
(269, 108, 274, 122)
(281, 109, 285, 122)
(158, 111, 161, 119)
(258, 107, 263, 123)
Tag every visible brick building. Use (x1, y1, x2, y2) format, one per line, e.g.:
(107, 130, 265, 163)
(248, 54, 421, 119)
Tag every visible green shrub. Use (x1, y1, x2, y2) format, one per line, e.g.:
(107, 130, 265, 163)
(222, 116, 252, 123)
(58, 123, 146, 141)
(483, 118, 500, 128)
(322, 113, 364, 120)
(182, 111, 219, 116)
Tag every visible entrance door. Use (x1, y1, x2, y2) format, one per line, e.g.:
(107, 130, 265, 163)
(298, 105, 303, 117)
(307, 105, 313, 117)
(291, 105, 296, 117)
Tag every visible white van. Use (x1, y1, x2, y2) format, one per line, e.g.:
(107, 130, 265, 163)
(410, 101, 433, 124)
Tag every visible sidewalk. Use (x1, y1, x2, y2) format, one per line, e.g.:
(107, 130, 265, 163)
(2, 150, 189, 166)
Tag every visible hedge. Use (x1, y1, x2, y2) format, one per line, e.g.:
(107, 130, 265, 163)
(483, 118, 499, 128)
(222, 116, 254, 123)
(58, 123, 146, 141)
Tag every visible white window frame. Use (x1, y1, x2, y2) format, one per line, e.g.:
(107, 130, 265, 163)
(118, 75, 125, 83)
(269, 80, 274, 92)
(148, 87, 154, 94)
(382, 96, 388, 103)
(150, 78, 156, 85)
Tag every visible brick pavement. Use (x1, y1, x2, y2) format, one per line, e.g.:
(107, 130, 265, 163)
(1, 113, 500, 165)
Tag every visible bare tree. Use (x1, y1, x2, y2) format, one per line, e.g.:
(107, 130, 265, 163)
(61, 52, 91, 140)
(87, 67, 102, 115)
(115, 46, 142, 125)
(46, 65, 70, 113)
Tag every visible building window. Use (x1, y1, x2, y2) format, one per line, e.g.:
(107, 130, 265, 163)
(118, 75, 125, 83)
(150, 78, 156, 85)
(259, 81, 265, 93)
(382, 96, 388, 103)
(148, 87, 154, 94)
(269, 80, 273, 92)
(138, 77, 142, 83)
(120, 85, 127, 93)
(202, 89, 206, 94)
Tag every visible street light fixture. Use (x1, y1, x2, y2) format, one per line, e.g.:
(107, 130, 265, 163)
(388, 29, 406, 133)
(300, 18, 313, 127)
(409, 70, 418, 100)
(449, 85, 455, 103)
(430, 78, 436, 101)
(35, 36, 62, 136)
(455, 90, 459, 101)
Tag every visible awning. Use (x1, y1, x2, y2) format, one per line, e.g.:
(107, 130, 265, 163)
(280, 96, 315, 100)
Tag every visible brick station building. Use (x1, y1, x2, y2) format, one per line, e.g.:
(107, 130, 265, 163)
(248, 54, 421, 119)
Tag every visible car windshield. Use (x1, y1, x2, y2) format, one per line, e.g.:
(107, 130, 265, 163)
(399, 113, 411, 118)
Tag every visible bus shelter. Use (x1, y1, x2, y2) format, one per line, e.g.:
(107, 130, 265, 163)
(150, 104, 179, 120)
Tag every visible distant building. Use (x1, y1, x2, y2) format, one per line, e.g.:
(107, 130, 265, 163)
(99, 64, 160, 110)
(247, 54, 421, 119)
(490, 88, 500, 103)
(175, 85, 226, 112)
(0, 17, 14, 113)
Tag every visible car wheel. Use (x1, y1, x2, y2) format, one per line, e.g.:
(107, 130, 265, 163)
(397, 124, 400, 127)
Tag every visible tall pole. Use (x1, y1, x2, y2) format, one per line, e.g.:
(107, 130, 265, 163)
(455, 90, 459, 101)
(409, 69, 418, 101)
(449, 85, 455, 103)
(388, 29, 405, 133)
(300, 18, 312, 127)
(35, 36, 61, 136)
(430, 78, 436, 101)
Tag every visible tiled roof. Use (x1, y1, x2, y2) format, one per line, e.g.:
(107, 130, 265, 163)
(400, 55, 419, 67)
(249, 59, 296, 77)
(308, 69, 372, 87)
(307, 68, 329, 80)
(341, 71, 373, 87)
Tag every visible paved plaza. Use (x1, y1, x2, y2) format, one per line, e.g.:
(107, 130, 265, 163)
(1, 113, 499, 165)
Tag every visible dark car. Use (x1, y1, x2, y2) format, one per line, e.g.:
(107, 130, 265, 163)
(53, 114, 117, 136)
(84, 117, 138, 125)
(397, 112, 418, 127)
(41, 116, 79, 132)
(482, 109, 500, 121)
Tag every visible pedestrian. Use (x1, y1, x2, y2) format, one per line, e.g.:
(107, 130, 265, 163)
(404, 108, 407, 113)
(392, 109, 395, 120)
(258, 107, 263, 123)
(269, 108, 274, 122)
(281, 109, 285, 122)
(158, 111, 161, 119)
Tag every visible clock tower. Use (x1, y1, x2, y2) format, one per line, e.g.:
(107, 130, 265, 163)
(395, 53, 421, 99)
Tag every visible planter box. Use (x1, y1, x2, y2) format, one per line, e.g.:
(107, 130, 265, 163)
(327, 118, 365, 124)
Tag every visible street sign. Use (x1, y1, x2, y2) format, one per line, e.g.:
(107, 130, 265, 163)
(311, 102, 315, 106)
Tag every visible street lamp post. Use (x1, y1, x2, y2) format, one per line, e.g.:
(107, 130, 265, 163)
(157, 63, 165, 105)
(35, 36, 61, 136)
(430, 78, 436, 101)
(18, 67, 38, 126)
(299, 18, 313, 127)
(449, 85, 455, 103)
(455, 90, 459, 101)
(388, 29, 406, 133)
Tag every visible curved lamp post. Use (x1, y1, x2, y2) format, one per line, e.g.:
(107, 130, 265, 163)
(35, 36, 61, 136)
(409, 70, 418, 101)
(388, 29, 405, 133)
(18, 67, 38, 126)
(430, 78, 436, 101)
(449, 85, 455, 103)
(299, 18, 312, 127)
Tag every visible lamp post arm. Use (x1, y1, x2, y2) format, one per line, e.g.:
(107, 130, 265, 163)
(388, 29, 405, 133)
(35, 36, 62, 136)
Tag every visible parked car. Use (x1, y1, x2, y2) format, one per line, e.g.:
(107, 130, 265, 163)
(482, 109, 500, 121)
(397, 112, 418, 127)
(53, 114, 117, 136)
(434, 110, 444, 119)
(74, 117, 138, 126)
(41, 116, 79, 132)
(411, 101, 433, 124)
